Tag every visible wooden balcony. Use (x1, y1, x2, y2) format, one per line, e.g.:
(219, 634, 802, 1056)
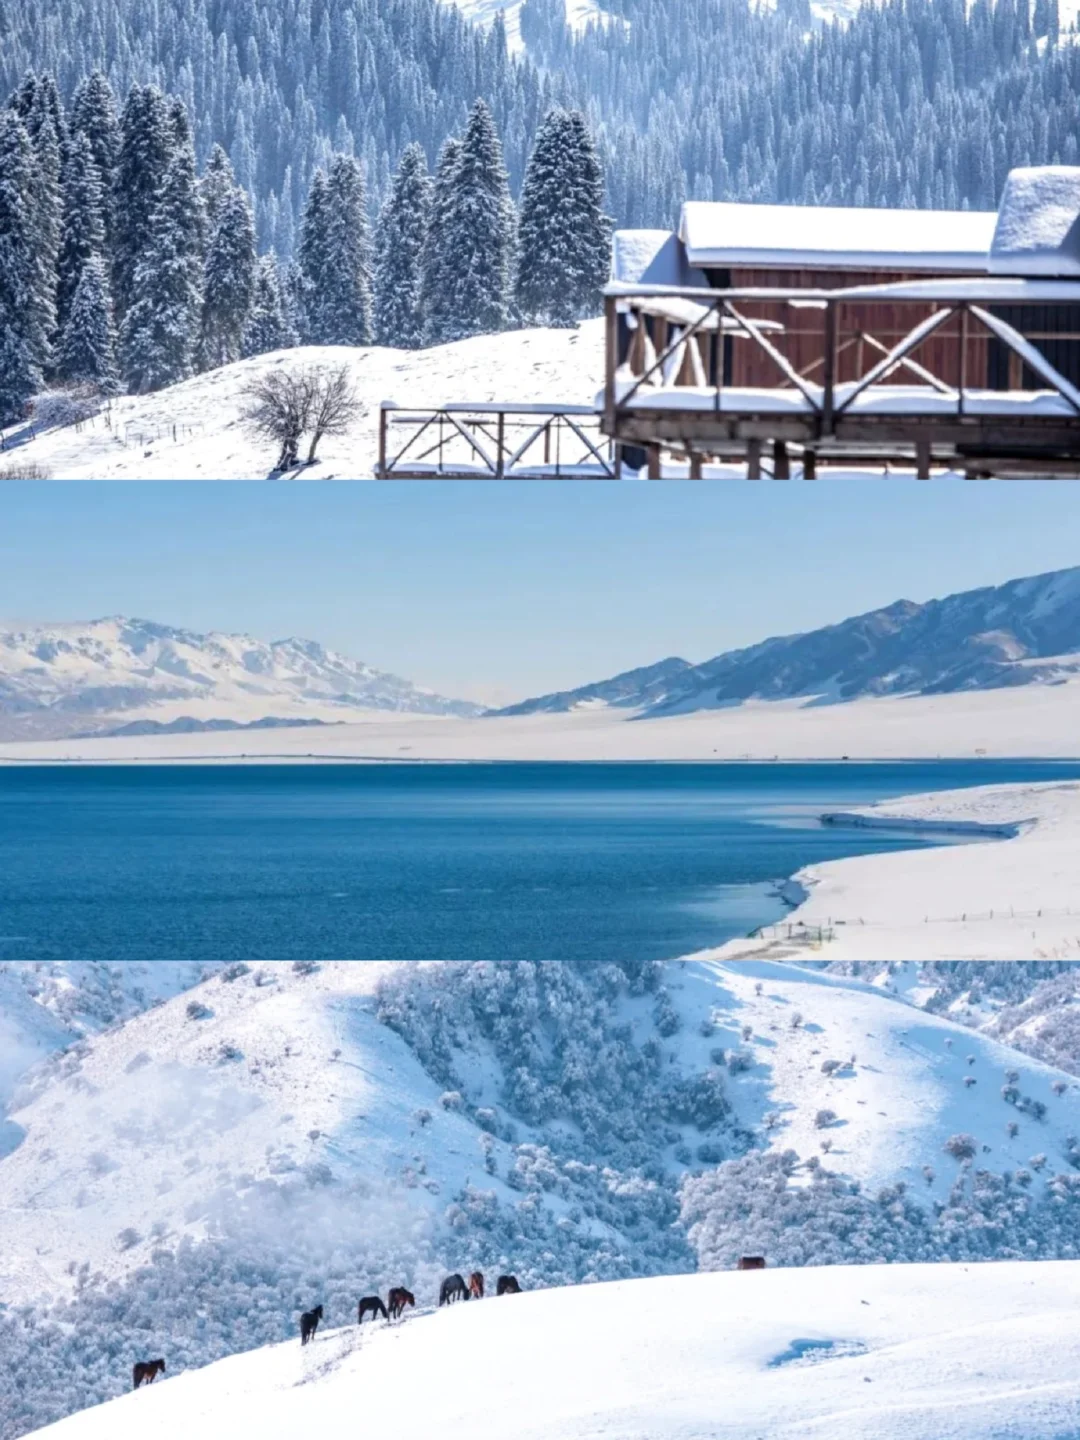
(602, 279, 1080, 477)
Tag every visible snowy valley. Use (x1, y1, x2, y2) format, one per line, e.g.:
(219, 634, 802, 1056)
(4, 959, 1080, 1437)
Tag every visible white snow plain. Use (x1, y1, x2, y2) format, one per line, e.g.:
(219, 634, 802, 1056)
(24, 1260, 1080, 1440)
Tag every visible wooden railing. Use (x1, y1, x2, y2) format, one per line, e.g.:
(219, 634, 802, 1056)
(603, 278, 1080, 477)
(377, 402, 616, 479)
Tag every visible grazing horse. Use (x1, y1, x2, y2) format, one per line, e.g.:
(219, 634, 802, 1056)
(439, 1273, 469, 1306)
(300, 1305, 324, 1344)
(358, 1295, 389, 1324)
(132, 1359, 166, 1390)
(388, 1287, 415, 1320)
(468, 1271, 485, 1300)
(496, 1275, 521, 1295)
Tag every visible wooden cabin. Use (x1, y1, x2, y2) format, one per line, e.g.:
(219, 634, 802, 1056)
(611, 169, 1080, 393)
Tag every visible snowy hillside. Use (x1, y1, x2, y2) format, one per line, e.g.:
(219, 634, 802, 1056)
(498, 564, 1080, 714)
(5, 959, 1080, 1435)
(24, 1262, 1080, 1440)
(0, 617, 480, 740)
(0, 324, 604, 481)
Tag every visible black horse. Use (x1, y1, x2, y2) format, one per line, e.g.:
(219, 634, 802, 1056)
(439, 1273, 469, 1305)
(358, 1295, 389, 1324)
(300, 1305, 324, 1344)
(388, 1286, 415, 1320)
(133, 1359, 166, 1389)
(496, 1275, 521, 1295)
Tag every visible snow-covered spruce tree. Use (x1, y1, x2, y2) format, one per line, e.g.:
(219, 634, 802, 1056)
(69, 70, 119, 251)
(120, 146, 203, 392)
(242, 252, 298, 357)
(373, 142, 431, 347)
(419, 136, 463, 346)
(565, 110, 611, 314)
(56, 130, 106, 338)
(56, 255, 118, 389)
(168, 99, 207, 293)
(296, 167, 330, 343)
(439, 100, 515, 339)
(112, 84, 173, 323)
(314, 153, 373, 346)
(0, 109, 53, 422)
(199, 144, 238, 242)
(201, 185, 256, 367)
(517, 108, 612, 326)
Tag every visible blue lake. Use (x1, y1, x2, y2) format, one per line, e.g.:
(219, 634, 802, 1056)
(1, 760, 1076, 962)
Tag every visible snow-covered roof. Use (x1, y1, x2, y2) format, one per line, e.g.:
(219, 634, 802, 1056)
(678, 201, 998, 272)
(989, 168, 1080, 277)
(610, 228, 708, 287)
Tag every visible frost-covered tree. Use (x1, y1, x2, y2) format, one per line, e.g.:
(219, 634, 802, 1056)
(296, 167, 330, 343)
(419, 136, 463, 347)
(120, 146, 203, 392)
(69, 70, 119, 250)
(516, 108, 610, 326)
(56, 255, 118, 389)
(56, 130, 106, 337)
(242, 253, 298, 357)
(439, 101, 515, 340)
(199, 144, 238, 242)
(373, 143, 431, 348)
(112, 84, 173, 322)
(311, 154, 372, 346)
(201, 186, 256, 367)
(0, 109, 53, 421)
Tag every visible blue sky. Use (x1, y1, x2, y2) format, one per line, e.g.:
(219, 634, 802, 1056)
(2, 481, 1079, 704)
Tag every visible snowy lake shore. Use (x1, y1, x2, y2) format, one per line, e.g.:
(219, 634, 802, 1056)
(2, 689, 1079, 960)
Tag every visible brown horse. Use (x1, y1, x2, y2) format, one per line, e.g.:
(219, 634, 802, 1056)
(468, 1271, 485, 1299)
(388, 1286, 415, 1320)
(132, 1359, 166, 1390)
(300, 1305, 323, 1344)
(358, 1295, 389, 1324)
(496, 1275, 521, 1295)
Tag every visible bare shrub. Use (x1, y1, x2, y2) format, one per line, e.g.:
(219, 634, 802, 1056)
(33, 384, 104, 429)
(240, 364, 363, 471)
(944, 1132, 977, 1161)
(0, 459, 52, 480)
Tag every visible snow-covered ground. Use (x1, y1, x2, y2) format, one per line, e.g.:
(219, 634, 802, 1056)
(718, 780, 1080, 960)
(26, 1260, 1080, 1440)
(0, 324, 605, 480)
(3, 681, 1077, 762)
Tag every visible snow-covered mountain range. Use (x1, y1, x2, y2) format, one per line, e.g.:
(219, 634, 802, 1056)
(0, 617, 481, 739)
(494, 565, 1080, 715)
(3, 959, 1080, 1438)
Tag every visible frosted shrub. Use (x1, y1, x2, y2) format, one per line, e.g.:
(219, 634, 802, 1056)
(944, 1133, 977, 1161)
(814, 1109, 837, 1129)
(439, 1091, 464, 1112)
(186, 1000, 212, 1021)
(220, 963, 251, 983)
(115, 1227, 142, 1251)
(821, 1059, 842, 1076)
(726, 1050, 753, 1076)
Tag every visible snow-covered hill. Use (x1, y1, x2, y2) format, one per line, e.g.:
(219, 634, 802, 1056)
(0, 324, 604, 480)
(497, 564, 1080, 714)
(0, 617, 480, 740)
(25, 1261, 1080, 1440)
(5, 958, 1080, 1436)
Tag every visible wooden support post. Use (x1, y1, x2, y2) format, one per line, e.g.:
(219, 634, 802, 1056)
(915, 439, 931, 480)
(803, 450, 817, 479)
(958, 304, 968, 415)
(747, 439, 762, 480)
(604, 295, 618, 424)
(1008, 349, 1022, 392)
(495, 410, 505, 478)
(822, 300, 837, 437)
(689, 451, 703, 479)
(378, 406, 387, 477)
(647, 444, 662, 479)
(773, 441, 790, 479)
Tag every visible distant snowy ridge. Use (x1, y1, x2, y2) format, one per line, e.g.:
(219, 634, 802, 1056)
(495, 564, 1080, 715)
(0, 616, 481, 739)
